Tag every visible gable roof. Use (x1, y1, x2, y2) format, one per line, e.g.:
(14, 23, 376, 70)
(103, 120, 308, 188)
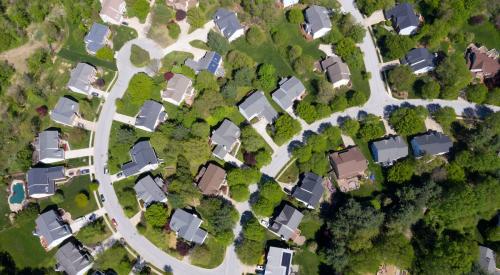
(37, 130, 64, 162)
(272, 77, 306, 110)
(269, 205, 304, 240)
(121, 141, 159, 177)
(292, 172, 324, 208)
(84, 23, 109, 53)
(478, 246, 499, 275)
(370, 136, 408, 164)
(51, 97, 79, 126)
(185, 51, 222, 74)
(321, 56, 351, 84)
(100, 0, 125, 23)
(400, 48, 436, 72)
(68, 63, 96, 94)
(135, 100, 166, 132)
(35, 210, 71, 247)
(304, 5, 332, 34)
(385, 3, 419, 30)
(213, 8, 243, 39)
(134, 175, 166, 206)
(55, 242, 93, 275)
(411, 132, 453, 157)
(265, 246, 294, 275)
(163, 74, 193, 103)
(329, 147, 368, 179)
(466, 44, 500, 78)
(27, 166, 65, 197)
(169, 209, 207, 244)
(211, 119, 240, 156)
(239, 91, 278, 123)
(197, 164, 226, 195)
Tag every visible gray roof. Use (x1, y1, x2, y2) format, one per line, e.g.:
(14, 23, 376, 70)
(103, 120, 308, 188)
(321, 56, 351, 84)
(269, 205, 304, 240)
(163, 74, 193, 104)
(411, 132, 453, 157)
(55, 242, 93, 275)
(479, 246, 500, 275)
(134, 175, 166, 206)
(292, 172, 324, 208)
(37, 130, 64, 162)
(51, 97, 79, 126)
(211, 119, 240, 156)
(68, 63, 96, 94)
(304, 5, 332, 35)
(122, 141, 159, 177)
(265, 246, 294, 275)
(213, 8, 243, 40)
(401, 48, 436, 72)
(84, 23, 109, 53)
(35, 210, 71, 246)
(272, 77, 306, 110)
(385, 3, 419, 31)
(169, 209, 207, 244)
(239, 91, 278, 123)
(370, 136, 408, 165)
(27, 166, 65, 197)
(135, 100, 166, 132)
(185, 51, 223, 75)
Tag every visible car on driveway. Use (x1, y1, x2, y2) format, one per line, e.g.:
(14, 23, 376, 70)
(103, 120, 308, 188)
(80, 169, 90, 175)
(100, 194, 105, 203)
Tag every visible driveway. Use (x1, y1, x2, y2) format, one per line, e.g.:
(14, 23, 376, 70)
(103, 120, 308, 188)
(114, 113, 137, 126)
(251, 119, 279, 152)
(70, 207, 107, 232)
(65, 148, 94, 159)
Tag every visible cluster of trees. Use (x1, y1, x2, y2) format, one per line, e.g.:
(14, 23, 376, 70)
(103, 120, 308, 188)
(271, 114, 301, 145)
(388, 106, 428, 136)
(144, 203, 169, 228)
(235, 214, 268, 264)
(164, 155, 202, 209)
(341, 114, 385, 141)
(197, 197, 238, 245)
(227, 168, 261, 201)
(251, 180, 284, 217)
(240, 125, 273, 168)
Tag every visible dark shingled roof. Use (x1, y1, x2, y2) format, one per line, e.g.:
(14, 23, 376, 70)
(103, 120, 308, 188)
(292, 172, 324, 208)
(411, 132, 453, 157)
(400, 48, 436, 73)
(121, 141, 159, 177)
(385, 3, 419, 31)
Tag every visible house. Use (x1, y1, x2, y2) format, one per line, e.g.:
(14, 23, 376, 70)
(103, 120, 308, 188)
(329, 147, 368, 180)
(195, 164, 227, 195)
(264, 246, 294, 275)
(84, 23, 110, 55)
(185, 51, 224, 77)
(410, 132, 453, 157)
(269, 204, 304, 241)
(162, 74, 195, 106)
(55, 241, 93, 275)
(370, 136, 408, 166)
(134, 175, 167, 206)
(479, 246, 500, 275)
(400, 48, 436, 74)
(99, 0, 126, 25)
(272, 77, 306, 112)
(292, 172, 324, 209)
(239, 91, 278, 124)
(26, 166, 65, 199)
(304, 5, 332, 39)
(280, 0, 299, 8)
(33, 210, 72, 250)
(465, 44, 500, 82)
(211, 119, 241, 159)
(121, 141, 160, 177)
(166, 0, 198, 11)
(50, 97, 80, 127)
(169, 209, 208, 244)
(135, 100, 167, 132)
(67, 63, 97, 97)
(35, 130, 65, 164)
(384, 3, 419, 35)
(320, 56, 351, 88)
(213, 8, 245, 42)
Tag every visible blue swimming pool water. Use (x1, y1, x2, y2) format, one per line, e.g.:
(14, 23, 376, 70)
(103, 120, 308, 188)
(9, 183, 25, 204)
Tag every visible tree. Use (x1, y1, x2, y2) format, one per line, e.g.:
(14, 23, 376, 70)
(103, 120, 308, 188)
(229, 184, 250, 202)
(388, 65, 415, 92)
(486, 87, 500, 106)
(145, 203, 169, 228)
(76, 218, 109, 245)
(130, 44, 150, 67)
(187, 7, 205, 29)
(347, 90, 367, 106)
(89, 182, 99, 192)
(296, 102, 318, 123)
(330, 95, 348, 112)
(226, 50, 254, 71)
(387, 159, 414, 183)
(436, 54, 472, 97)
(167, 22, 181, 39)
(234, 67, 255, 87)
(116, 125, 137, 145)
(420, 79, 440, 99)
(382, 35, 415, 60)
(255, 149, 272, 168)
(246, 26, 265, 45)
(341, 118, 360, 137)
(241, 126, 266, 152)
(207, 30, 230, 55)
(273, 114, 301, 145)
(190, 122, 209, 138)
(389, 106, 428, 136)
(316, 78, 335, 104)
(197, 197, 238, 244)
(432, 107, 456, 131)
(293, 55, 315, 75)
(358, 114, 385, 141)
(465, 84, 488, 104)
(256, 64, 277, 91)
(0, 61, 15, 95)
(287, 7, 304, 24)
(74, 192, 89, 208)
(335, 38, 363, 68)
(252, 180, 284, 217)
(195, 70, 219, 92)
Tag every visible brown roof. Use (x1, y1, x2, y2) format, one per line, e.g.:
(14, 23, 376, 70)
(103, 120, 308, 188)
(329, 147, 368, 179)
(197, 164, 226, 195)
(466, 44, 500, 78)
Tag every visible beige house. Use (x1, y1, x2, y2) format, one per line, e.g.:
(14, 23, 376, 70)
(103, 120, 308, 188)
(166, 0, 198, 11)
(100, 0, 126, 25)
(162, 74, 195, 106)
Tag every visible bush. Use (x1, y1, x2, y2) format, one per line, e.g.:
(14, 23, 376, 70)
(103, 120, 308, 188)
(167, 23, 181, 39)
(145, 203, 169, 228)
(420, 79, 440, 99)
(130, 44, 150, 67)
(89, 182, 99, 192)
(176, 240, 190, 256)
(96, 46, 114, 61)
(187, 7, 205, 29)
(287, 7, 304, 24)
(256, 63, 277, 92)
(465, 84, 488, 104)
(51, 190, 65, 204)
(387, 159, 415, 183)
(74, 192, 89, 208)
(246, 26, 265, 45)
(331, 95, 348, 112)
(273, 115, 301, 145)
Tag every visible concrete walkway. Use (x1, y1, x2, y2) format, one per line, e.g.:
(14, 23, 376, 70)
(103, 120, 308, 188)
(114, 113, 137, 126)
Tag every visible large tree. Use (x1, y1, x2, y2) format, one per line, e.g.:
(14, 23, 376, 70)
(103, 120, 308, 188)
(145, 203, 169, 228)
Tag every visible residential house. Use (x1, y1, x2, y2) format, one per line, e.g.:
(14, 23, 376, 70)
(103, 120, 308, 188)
(166, 0, 198, 11)
(272, 76, 306, 112)
(84, 23, 110, 55)
(280, 0, 299, 8)
(400, 48, 436, 74)
(292, 172, 324, 209)
(162, 74, 195, 106)
(465, 44, 500, 82)
(213, 8, 245, 42)
(239, 91, 278, 124)
(264, 246, 294, 275)
(329, 147, 368, 180)
(27, 166, 65, 199)
(34, 130, 65, 164)
(99, 0, 126, 25)
(67, 63, 98, 97)
(50, 97, 80, 127)
(478, 246, 500, 275)
(269, 204, 304, 241)
(384, 3, 419, 35)
(134, 175, 167, 206)
(196, 164, 227, 196)
(135, 100, 167, 132)
(304, 5, 332, 39)
(410, 132, 453, 157)
(121, 141, 160, 177)
(169, 209, 208, 245)
(33, 210, 72, 250)
(55, 241, 93, 275)
(320, 56, 351, 88)
(185, 51, 224, 77)
(370, 136, 408, 166)
(211, 119, 241, 159)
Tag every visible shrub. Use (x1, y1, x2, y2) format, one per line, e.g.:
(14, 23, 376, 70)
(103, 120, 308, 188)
(89, 182, 99, 192)
(272, 115, 301, 145)
(167, 23, 181, 39)
(246, 26, 265, 45)
(387, 159, 415, 183)
(130, 44, 150, 67)
(74, 193, 89, 208)
(465, 84, 488, 104)
(176, 240, 190, 256)
(50, 190, 65, 204)
(287, 7, 304, 24)
(145, 203, 169, 228)
(420, 79, 440, 99)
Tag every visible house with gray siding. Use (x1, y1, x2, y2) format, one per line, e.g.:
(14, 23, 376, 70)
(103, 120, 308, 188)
(272, 77, 306, 112)
(169, 209, 207, 244)
(33, 210, 72, 250)
(304, 5, 332, 39)
(401, 48, 436, 74)
(55, 241, 93, 275)
(370, 136, 408, 166)
(410, 132, 453, 157)
(210, 119, 241, 159)
(35, 130, 65, 164)
(121, 141, 160, 177)
(213, 8, 245, 42)
(67, 63, 97, 96)
(50, 97, 80, 127)
(478, 246, 500, 275)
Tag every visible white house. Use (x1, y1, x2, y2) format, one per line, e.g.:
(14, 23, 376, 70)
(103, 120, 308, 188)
(213, 8, 245, 42)
(304, 5, 332, 39)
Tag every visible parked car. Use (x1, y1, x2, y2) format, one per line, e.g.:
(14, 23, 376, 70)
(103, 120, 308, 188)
(100, 194, 105, 203)
(111, 218, 118, 228)
(104, 166, 108, 174)
(121, 21, 129, 26)
(88, 214, 97, 222)
(80, 169, 90, 175)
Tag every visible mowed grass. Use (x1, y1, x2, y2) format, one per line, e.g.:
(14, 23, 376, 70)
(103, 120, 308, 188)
(463, 21, 500, 49)
(94, 243, 134, 273)
(293, 249, 321, 275)
(112, 26, 138, 51)
(113, 176, 140, 218)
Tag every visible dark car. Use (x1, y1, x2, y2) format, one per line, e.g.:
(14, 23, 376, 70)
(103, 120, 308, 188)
(100, 194, 105, 203)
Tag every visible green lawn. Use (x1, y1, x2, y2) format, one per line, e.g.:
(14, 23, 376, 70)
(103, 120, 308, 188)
(190, 237, 226, 268)
(126, 0, 151, 23)
(463, 21, 500, 49)
(137, 223, 181, 258)
(0, 182, 11, 230)
(112, 26, 138, 51)
(294, 249, 321, 275)
(76, 217, 112, 246)
(299, 211, 323, 240)
(350, 138, 384, 197)
(113, 176, 140, 218)
(94, 243, 134, 274)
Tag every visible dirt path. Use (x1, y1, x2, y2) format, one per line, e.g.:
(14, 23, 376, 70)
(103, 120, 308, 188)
(0, 41, 45, 73)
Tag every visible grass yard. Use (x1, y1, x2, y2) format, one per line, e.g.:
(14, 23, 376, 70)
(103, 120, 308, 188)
(126, 0, 151, 23)
(294, 249, 321, 275)
(116, 73, 162, 117)
(113, 176, 140, 218)
(350, 138, 384, 197)
(147, 2, 176, 47)
(94, 243, 134, 274)
(463, 21, 500, 50)
(190, 237, 226, 268)
(130, 44, 151, 67)
(112, 26, 138, 51)
(298, 211, 323, 240)
(0, 183, 10, 230)
(161, 51, 194, 72)
(76, 217, 112, 246)
(137, 223, 182, 258)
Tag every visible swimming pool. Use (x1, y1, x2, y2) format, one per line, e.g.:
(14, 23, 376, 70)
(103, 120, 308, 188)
(9, 182, 25, 204)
